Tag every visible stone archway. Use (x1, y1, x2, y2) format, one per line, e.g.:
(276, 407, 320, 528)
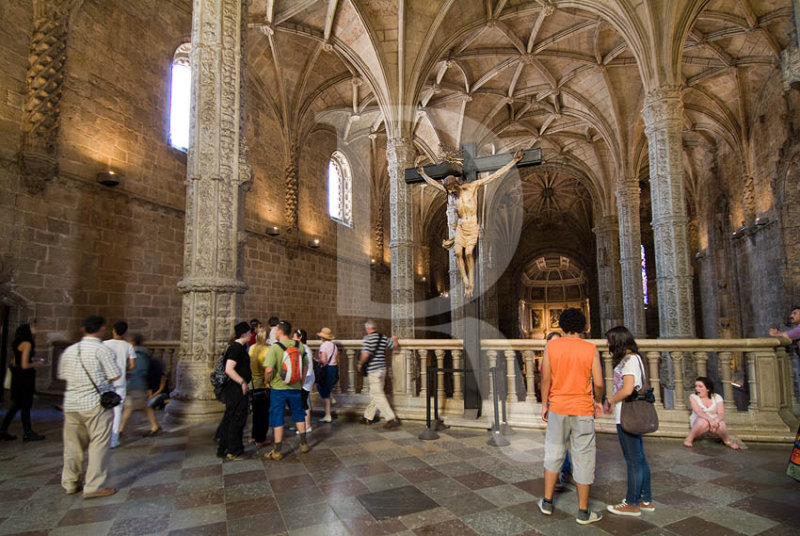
(517, 253, 591, 339)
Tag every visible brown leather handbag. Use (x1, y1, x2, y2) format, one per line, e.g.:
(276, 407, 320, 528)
(620, 355, 659, 435)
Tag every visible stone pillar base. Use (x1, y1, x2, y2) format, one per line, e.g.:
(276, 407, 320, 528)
(165, 397, 224, 425)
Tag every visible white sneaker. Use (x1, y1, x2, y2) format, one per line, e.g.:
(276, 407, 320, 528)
(296, 427, 311, 435)
(319, 416, 333, 423)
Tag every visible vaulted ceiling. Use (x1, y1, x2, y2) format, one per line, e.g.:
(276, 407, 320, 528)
(244, 0, 795, 236)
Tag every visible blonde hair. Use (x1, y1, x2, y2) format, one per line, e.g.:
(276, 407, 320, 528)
(255, 327, 267, 345)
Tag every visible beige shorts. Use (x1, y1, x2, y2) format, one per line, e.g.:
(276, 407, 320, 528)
(544, 411, 596, 485)
(124, 390, 148, 410)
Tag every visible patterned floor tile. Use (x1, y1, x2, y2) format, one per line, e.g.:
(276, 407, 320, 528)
(0, 405, 796, 536)
(462, 508, 534, 536)
(357, 485, 439, 520)
(663, 516, 745, 536)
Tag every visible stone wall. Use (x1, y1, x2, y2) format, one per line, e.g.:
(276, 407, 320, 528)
(0, 0, 394, 347)
(0, 0, 191, 342)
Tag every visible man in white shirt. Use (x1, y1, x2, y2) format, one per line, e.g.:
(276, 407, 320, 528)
(103, 321, 135, 449)
(57, 315, 121, 499)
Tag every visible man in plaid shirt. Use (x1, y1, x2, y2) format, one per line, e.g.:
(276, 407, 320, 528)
(58, 315, 121, 498)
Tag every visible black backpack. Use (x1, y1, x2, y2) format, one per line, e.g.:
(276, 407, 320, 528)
(210, 345, 229, 400)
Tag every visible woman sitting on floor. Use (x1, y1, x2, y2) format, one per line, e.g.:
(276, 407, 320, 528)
(683, 376, 739, 450)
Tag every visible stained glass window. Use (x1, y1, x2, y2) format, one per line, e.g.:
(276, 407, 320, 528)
(641, 245, 649, 305)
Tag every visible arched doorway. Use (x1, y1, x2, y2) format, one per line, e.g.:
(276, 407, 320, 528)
(518, 253, 590, 338)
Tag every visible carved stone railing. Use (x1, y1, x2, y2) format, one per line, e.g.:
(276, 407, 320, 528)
(44, 337, 797, 441)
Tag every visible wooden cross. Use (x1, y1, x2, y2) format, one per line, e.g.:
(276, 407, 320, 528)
(403, 142, 542, 415)
(404, 143, 541, 184)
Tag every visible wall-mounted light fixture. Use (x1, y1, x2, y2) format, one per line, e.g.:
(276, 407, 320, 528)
(267, 226, 280, 236)
(308, 238, 320, 248)
(96, 170, 121, 187)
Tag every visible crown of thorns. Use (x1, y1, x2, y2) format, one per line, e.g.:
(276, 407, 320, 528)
(438, 145, 463, 167)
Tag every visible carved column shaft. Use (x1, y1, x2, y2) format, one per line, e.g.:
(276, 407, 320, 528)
(284, 143, 299, 233)
(387, 137, 416, 338)
(616, 179, 647, 336)
(168, 0, 250, 422)
(642, 88, 696, 338)
(593, 216, 624, 333)
(19, 0, 76, 193)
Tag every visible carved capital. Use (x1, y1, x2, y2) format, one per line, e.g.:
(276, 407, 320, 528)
(642, 86, 683, 131)
(781, 44, 800, 92)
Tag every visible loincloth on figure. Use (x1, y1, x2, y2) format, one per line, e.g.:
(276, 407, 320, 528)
(443, 220, 479, 250)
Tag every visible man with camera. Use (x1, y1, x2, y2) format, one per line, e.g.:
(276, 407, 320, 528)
(57, 315, 121, 499)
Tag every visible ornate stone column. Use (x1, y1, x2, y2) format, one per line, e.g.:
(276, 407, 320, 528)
(387, 137, 415, 338)
(18, 0, 78, 194)
(593, 215, 623, 333)
(642, 87, 696, 338)
(615, 179, 646, 336)
(284, 142, 299, 234)
(167, 0, 251, 422)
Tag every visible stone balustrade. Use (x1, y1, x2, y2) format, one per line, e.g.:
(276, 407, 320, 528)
(83, 337, 800, 442)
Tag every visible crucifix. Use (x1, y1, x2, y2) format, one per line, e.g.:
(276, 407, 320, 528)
(404, 142, 541, 413)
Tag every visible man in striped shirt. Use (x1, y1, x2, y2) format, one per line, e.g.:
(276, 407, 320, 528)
(357, 320, 400, 429)
(57, 315, 121, 499)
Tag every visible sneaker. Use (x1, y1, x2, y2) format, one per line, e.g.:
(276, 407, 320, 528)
(226, 453, 245, 461)
(607, 502, 641, 517)
(576, 510, 603, 525)
(538, 498, 553, 516)
(22, 432, 45, 442)
(109, 441, 120, 450)
(359, 417, 373, 425)
(640, 501, 655, 512)
(383, 419, 401, 430)
(299, 443, 310, 453)
(296, 427, 311, 434)
(319, 416, 333, 423)
(83, 487, 117, 499)
(264, 449, 283, 461)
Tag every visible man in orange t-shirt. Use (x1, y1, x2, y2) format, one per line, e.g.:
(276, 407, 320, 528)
(538, 308, 605, 525)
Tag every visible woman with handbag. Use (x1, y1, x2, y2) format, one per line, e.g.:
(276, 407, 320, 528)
(0, 324, 45, 441)
(604, 326, 654, 517)
(683, 376, 739, 450)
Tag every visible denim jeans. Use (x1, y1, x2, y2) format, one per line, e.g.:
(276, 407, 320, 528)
(616, 424, 651, 505)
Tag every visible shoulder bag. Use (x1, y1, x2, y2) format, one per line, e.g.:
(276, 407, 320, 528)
(619, 354, 659, 435)
(79, 343, 122, 410)
(361, 334, 384, 377)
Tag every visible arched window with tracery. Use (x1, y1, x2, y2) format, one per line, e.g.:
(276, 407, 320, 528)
(328, 150, 352, 226)
(169, 43, 191, 151)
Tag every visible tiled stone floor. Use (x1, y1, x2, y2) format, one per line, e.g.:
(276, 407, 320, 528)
(0, 403, 798, 535)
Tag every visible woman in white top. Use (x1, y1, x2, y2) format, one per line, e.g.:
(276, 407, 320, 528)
(683, 376, 739, 450)
(604, 326, 654, 517)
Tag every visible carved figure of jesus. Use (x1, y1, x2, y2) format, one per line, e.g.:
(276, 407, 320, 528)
(417, 149, 524, 298)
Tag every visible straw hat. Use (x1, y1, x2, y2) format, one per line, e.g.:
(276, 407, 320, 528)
(317, 327, 335, 340)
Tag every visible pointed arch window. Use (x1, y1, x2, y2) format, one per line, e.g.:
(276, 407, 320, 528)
(169, 43, 191, 151)
(328, 150, 353, 226)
